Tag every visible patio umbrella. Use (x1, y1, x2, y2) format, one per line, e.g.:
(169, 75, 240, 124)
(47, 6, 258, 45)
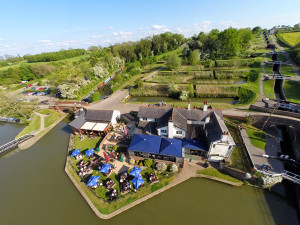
(132, 175, 144, 189)
(130, 166, 142, 177)
(87, 176, 100, 187)
(86, 148, 95, 157)
(71, 148, 80, 157)
(103, 152, 110, 162)
(99, 164, 112, 173)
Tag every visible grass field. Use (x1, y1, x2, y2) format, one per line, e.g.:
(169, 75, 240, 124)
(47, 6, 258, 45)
(263, 79, 275, 99)
(245, 126, 266, 150)
(36, 109, 63, 128)
(197, 168, 240, 183)
(283, 80, 300, 104)
(15, 114, 41, 138)
(278, 32, 300, 47)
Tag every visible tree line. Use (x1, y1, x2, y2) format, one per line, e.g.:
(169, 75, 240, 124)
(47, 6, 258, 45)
(24, 49, 87, 62)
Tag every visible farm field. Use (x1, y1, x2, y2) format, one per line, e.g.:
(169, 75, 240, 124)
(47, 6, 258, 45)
(278, 32, 300, 46)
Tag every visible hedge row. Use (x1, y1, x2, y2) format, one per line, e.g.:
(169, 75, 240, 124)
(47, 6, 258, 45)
(195, 86, 239, 98)
(214, 70, 249, 79)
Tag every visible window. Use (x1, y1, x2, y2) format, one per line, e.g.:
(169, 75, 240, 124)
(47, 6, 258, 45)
(161, 130, 167, 133)
(143, 117, 147, 121)
(176, 131, 183, 135)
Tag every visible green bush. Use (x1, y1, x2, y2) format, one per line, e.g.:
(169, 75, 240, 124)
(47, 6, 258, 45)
(144, 159, 154, 168)
(238, 88, 255, 104)
(89, 91, 101, 103)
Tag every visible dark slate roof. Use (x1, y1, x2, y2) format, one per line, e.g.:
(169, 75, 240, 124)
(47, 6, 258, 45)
(185, 124, 203, 139)
(128, 134, 161, 154)
(205, 112, 234, 145)
(157, 109, 172, 129)
(172, 109, 187, 131)
(85, 110, 114, 122)
(69, 113, 85, 130)
(159, 138, 183, 157)
(182, 139, 208, 151)
(136, 121, 158, 135)
(138, 106, 171, 119)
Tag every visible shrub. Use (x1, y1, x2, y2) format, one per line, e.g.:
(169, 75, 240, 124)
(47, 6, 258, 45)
(144, 159, 154, 168)
(238, 88, 255, 104)
(129, 158, 135, 165)
(169, 164, 178, 172)
(89, 91, 100, 103)
(156, 162, 167, 172)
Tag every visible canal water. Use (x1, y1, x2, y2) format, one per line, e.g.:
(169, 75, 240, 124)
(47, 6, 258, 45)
(127, 96, 238, 105)
(0, 122, 299, 225)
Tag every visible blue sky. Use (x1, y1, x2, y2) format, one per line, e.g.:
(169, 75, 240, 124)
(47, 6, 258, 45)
(0, 0, 299, 56)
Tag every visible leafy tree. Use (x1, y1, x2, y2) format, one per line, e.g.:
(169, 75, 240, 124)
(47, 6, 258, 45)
(92, 63, 109, 78)
(187, 83, 194, 97)
(57, 83, 79, 99)
(252, 26, 262, 34)
(30, 64, 56, 78)
(169, 164, 178, 172)
(19, 65, 35, 81)
(144, 159, 154, 168)
(189, 50, 199, 65)
(179, 90, 189, 100)
(166, 53, 181, 70)
(156, 162, 167, 172)
(89, 91, 100, 102)
(168, 83, 179, 98)
(134, 78, 143, 88)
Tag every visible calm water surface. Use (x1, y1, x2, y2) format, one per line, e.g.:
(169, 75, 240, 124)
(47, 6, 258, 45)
(0, 122, 299, 225)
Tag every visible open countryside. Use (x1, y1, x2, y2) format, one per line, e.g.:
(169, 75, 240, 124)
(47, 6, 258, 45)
(1, 1, 300, 225)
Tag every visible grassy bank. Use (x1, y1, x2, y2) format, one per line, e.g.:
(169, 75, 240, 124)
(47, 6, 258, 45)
(278, 32, 300, 47)
(15, 114, 40, 138)
(263, 79, 275, 99)
(283, 80, 300, 104)
(246, 126, 266, 150)
(197, 168, 240, 183)
(36, 109, 63, 128)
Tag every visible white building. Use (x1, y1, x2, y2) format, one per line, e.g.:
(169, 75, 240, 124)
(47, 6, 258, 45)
(136, 101, 235, 162)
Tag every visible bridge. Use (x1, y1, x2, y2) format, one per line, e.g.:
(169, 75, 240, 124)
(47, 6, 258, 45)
(0, 133, 35, 156)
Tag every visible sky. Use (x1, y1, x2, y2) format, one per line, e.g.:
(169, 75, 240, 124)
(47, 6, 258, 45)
(0, 0, 300, 56)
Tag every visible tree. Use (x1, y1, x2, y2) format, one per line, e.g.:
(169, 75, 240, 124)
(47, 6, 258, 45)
(144, 159, 154, 168)
(156, 162, 167, 172)
(166, 53, 181, 70)
(89, 91, 100, 102)
(169, 164, 178, 172)
(57, 83, 79, 99)
(189, 50, 199, 65)
(92, 63, 109, 78)
(19, 65, 35, 81)
(168, 83, 178, 98)
(30, 64, 55, 78)
(187, 83, 194, 97)
(179, 90, 189, 100)
(134, 78, 143, 88)
(252, 26, 262, 34)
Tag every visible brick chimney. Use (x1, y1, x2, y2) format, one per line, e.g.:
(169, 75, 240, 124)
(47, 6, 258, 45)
(221, 131, 229, 142)
(188, 99, 191, 110)
(168, 117, 173, 138)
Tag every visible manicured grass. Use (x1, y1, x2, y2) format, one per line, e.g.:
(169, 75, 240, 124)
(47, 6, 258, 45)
(36, 109, 63, 128)
(15, 114, 40, 138)
(197, 168, 240, 183)
(73, 135, 102, 152)
(283, 80, 300, 104)
(246, 126, 266, 150)
(263, 79, 275, 99)
(278, 32, 300, 47)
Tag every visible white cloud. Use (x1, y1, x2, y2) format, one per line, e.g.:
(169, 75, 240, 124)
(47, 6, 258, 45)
(0, 38, 4, 41)
(38, 40, 52, 43)
(152, 25, 169, 32)
(219, 21, 238, 29)
(108, 26, 114, 30)
(91, 35, 103, 39)
(113, 32, 118, 36)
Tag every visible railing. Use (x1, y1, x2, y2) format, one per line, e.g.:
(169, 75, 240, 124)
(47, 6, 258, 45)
(282, 170, 300, 184)
(0, 132, 35, 155)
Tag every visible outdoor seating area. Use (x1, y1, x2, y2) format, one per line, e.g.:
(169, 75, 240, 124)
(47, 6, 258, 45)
(105, 178, 116, 190)
(149, 173, 158, 184)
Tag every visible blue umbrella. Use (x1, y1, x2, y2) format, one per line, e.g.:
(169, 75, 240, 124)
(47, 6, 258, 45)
(132, 175, 144, 189)
(72, 148, 80, 157)
(99, 164, 112, 174)
(87, 176, 100, 187)
(86, 148, 95, 157)
(129, 166, 142, 177)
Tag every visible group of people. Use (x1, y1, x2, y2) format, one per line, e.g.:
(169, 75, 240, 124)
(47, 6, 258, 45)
(78, 161, 91, 177)
(109, 189, 118, 201)
(105, 178, 115, 190)
(119, 172, 132, 193)
(149, 173, 158, 184)
(75, 153, 83, 160)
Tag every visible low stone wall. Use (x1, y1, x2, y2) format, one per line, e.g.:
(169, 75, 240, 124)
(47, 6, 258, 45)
(249, 105, 300, 119)
(194, 174, 243, 186)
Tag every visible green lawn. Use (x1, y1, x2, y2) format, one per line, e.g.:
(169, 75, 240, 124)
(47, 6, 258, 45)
(73, 135, 103, 152)
(36, 109, 63, 128)
(197, 168, 240, 183)
(263, 79, 275, 99)
(15, 114, 41, 138)
(284, 80, 300, 104)
(278, 32, 300, 47)
(246, 126, 266, 150)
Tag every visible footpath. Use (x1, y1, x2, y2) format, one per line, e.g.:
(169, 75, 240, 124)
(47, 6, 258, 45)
(18, 111, 67, 150)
